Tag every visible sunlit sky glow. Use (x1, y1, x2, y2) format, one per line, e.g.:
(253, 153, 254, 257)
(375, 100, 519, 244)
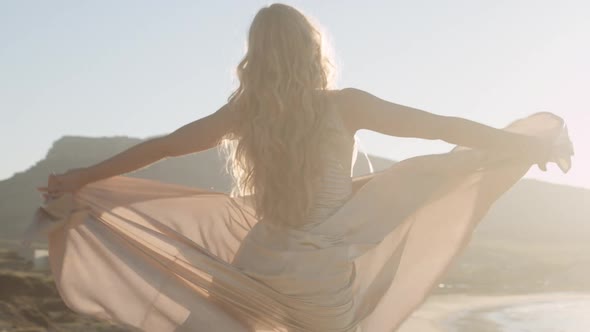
(1, 1, 588, 188)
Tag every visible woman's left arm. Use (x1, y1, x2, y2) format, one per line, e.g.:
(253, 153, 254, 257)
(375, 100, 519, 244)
(39, 103, 236, 196)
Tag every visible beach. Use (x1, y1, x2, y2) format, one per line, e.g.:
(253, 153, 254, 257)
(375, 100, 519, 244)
(399, 292, 590, 332)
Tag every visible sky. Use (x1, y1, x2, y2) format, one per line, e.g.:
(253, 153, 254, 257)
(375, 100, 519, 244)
(1, 0, 588, 188)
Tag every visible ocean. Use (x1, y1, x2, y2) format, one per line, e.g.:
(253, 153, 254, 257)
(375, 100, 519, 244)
(448, 293, 590, 332)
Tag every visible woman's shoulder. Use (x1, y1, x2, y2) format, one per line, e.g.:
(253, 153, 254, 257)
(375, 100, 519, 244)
(323, 87, 371, 111)
(325, 87, 368, 97)
(323, 88, 369, 135)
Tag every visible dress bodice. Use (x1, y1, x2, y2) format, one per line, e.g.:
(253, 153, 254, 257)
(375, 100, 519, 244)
(304, 108, 356, 227)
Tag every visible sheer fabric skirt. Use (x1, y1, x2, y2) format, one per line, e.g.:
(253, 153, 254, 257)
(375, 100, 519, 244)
(25, 112, 573, 332)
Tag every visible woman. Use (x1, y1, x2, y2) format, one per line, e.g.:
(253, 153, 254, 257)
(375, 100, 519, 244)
(35, 3, 573, 332)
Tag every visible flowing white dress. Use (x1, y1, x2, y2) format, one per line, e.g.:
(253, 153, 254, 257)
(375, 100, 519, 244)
(25, 111, 572, 332)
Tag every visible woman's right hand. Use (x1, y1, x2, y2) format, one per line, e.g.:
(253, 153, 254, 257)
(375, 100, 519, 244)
(523, 137, 555, 171)
(525, 134, 573, 172)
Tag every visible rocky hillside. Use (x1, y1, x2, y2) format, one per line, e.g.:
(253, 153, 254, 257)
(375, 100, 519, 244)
(0, 135, 385, 239)
(2, 135, 588, 244)
(0, 248, 129, 331)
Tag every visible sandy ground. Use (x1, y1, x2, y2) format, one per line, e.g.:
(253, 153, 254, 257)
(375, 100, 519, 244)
(398, 292, 590, 332)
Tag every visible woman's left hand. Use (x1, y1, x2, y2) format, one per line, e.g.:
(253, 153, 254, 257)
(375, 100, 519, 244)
(37, 168, 89, 200)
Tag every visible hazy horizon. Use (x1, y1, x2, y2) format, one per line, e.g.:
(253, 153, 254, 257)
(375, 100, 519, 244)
(2, 1, 588, 188)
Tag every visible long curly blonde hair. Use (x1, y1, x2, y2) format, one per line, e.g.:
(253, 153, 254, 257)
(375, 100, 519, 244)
(222, 3, 336, 227)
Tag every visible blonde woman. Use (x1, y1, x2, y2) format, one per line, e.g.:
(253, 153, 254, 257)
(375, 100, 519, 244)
(37, 3, 573, 332)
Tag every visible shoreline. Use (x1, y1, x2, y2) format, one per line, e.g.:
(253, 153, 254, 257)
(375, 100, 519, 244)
(398, 292, 590, 332)
(3, 244, 590, 331)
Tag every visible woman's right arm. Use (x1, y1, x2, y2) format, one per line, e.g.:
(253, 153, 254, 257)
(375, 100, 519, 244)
(337, 88, 550, 165)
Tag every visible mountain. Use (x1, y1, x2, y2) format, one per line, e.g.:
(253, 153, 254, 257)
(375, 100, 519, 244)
(1, 135, 589, 295)
(0, 135, 387, 240)
(475, 179, 590, 245)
